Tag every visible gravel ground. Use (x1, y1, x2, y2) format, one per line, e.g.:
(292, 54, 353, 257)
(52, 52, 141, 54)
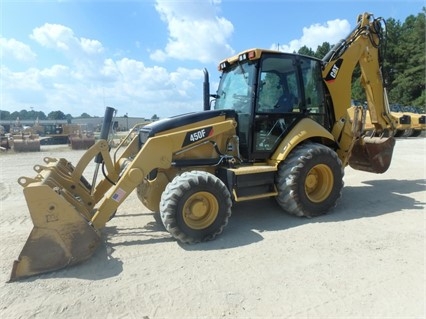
(0, 136, 425, 318)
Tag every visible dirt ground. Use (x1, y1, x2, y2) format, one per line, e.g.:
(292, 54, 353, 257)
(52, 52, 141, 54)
(0, 137, 425, 319)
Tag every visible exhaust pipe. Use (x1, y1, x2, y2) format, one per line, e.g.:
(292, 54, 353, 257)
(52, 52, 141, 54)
(91, 107, 116, 192)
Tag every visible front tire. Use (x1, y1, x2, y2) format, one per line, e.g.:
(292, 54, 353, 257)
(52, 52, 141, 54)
(160, 171, 232, 243)
(275, 142, 344, 217)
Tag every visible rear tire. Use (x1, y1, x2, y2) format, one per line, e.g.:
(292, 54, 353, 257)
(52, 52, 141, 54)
(160, 171, 232, 243)
(275, 142, 344, 217)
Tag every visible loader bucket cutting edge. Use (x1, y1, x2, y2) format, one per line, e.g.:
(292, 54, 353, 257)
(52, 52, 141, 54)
(348, 136, 396, 174)
(9, 185, 101, 282)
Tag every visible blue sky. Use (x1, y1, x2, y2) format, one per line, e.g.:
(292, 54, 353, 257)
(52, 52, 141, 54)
(0, 0, 423, 119)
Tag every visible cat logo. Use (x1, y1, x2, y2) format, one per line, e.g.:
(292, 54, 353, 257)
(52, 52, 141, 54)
(325, 58, 343, 82)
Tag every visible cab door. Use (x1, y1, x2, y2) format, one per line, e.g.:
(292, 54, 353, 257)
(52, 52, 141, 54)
(250, 54, 329, 160)
(251, 54, 300, 159)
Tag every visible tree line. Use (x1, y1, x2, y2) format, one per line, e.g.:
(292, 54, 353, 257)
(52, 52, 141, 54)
(1, 9, 424, 121)
(0, 110, 74, 122)
(0, 108, 160, 122)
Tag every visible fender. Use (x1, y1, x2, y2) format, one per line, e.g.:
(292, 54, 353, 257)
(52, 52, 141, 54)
(270, 118, 336, 165)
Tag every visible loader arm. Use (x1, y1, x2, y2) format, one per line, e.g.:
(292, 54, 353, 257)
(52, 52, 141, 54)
(91, 117, 236, 228)
(10, 114, 236, 281)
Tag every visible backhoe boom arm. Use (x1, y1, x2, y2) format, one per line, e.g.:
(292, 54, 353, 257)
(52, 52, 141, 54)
(322, 12, 395, 170)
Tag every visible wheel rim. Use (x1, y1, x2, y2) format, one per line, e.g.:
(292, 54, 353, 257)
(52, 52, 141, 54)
(182, 191, 218, 230)
(304, 164, 334, 203)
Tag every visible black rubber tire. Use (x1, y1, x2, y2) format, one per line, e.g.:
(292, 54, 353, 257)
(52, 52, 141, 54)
(402, 129, 413, 137)
(275, 142, 344, 217)
(393, 130, 405, 137)
(160, 171, 232, 244)
(410, 130, 422, 137)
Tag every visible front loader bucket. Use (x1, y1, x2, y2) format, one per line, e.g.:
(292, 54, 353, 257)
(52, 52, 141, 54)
(10, 184, 101, 282)
(348, 135, 396, 174)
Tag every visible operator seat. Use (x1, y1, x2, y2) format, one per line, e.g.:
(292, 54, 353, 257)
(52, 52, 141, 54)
(273, 92, 295, 113)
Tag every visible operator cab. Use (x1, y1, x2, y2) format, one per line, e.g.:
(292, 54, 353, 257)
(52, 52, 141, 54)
(212, 49, 332, 161)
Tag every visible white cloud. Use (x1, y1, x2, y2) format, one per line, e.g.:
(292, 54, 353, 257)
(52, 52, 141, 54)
(150, 0, 234, 63)
(2, 55, 205, 118)
(39, 64, 70, 80)
(1, 2, 229, 118)
(2, 66, 43, 91)
(28, 23, 108, 83)
(1, 8, 354, 120)
(98, 57, 204, 113)
(30, 23, 104, 55)
(0, 1, 226, 117)
(276, 19, 351, 53)
(80, 38, 104, 55)
(0, 37, 37, 62)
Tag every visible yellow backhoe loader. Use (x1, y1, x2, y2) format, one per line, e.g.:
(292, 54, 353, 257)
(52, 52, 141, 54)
(400, 105, 425, 137)
(390, 104, 412, 137)
(349, 100, 411, 137)
(10, 12, 396, 281)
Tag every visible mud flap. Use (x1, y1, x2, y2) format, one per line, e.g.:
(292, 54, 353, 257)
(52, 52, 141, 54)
(348, 136, 396, 174)
(9, 185, 101, 282)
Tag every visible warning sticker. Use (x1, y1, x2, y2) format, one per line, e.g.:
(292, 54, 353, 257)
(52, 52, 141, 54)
(112, 188, 126, 202)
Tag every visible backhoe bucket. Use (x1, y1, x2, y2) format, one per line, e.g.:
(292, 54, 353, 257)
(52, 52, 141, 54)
(9, 184, 101, 282)
(348, 135, 396, 173)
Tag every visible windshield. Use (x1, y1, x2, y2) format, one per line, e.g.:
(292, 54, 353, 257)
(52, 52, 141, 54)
(213, 62, 255, 112)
